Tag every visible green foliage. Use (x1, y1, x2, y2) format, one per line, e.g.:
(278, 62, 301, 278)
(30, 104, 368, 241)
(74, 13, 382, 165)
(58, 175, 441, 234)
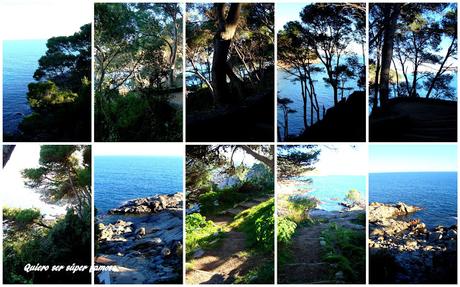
(345, 189, 361, 205)
(94, 3, 183, 141)
(321, 224, 365, 283)
(277, 217, 297, 245)
(22, 145, 91, 218)
(282, 195, 318, 224)
(185, 213, 222, 259)
(95, 90, 182, 141)
(27, 81, 77, 110)
(231, 198, 275, 252)
(235, 260, 274, 284)
(3, 207, 41, 227)
(277, 145, 320, 180)
(198, 182, 270, 216)
(9, 24, 92, 142)
(3, 207, 91, 284)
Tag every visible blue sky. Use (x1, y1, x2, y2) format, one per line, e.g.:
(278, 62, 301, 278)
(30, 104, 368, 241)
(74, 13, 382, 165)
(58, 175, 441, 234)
(369, 144, 457, 173)
(276, 3, 304, 32)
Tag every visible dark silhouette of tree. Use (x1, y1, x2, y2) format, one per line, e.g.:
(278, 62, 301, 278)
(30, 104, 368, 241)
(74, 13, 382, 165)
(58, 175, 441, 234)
(277, 145, 320, 181)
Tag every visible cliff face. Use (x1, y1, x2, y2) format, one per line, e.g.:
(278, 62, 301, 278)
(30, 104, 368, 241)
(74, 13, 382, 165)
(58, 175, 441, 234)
(292, 91, 366, 142)
(370, 97, 457, 142)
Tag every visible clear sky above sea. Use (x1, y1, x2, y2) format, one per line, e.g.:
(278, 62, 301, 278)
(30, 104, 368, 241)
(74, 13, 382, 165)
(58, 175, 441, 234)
(1, 0, 92, 40)
(369, 144, 457, 173)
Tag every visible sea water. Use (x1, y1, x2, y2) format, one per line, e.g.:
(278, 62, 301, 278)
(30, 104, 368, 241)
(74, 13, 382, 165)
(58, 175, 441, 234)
(369, 172, 457, 228)
(291, 175, 366, 211)
(3, 40, 47, 135)
(94, 156, 183, 214)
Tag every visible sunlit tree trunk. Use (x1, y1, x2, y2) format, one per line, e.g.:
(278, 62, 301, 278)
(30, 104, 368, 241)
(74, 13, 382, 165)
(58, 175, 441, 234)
(211, 3, 241, 105)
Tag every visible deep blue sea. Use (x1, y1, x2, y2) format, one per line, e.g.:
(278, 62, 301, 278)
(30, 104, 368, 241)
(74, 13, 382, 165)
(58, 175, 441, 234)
(95, 156, 183, 214)
(369, 172, 457, 228)
(3, 40, 48, 135)
(291, 175, 366, 211)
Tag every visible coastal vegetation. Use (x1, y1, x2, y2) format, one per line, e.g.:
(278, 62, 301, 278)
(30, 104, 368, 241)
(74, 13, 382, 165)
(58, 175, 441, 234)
(185, 145, 274, 283)
(277, 3, 366, 141)
(277, 145, 366, 283)
(186, 3, 274, 141)
(3, 145, 91, 284)
(94, 3, 183, 141)
(369, 3, 457, 141)
(4, 26, 91, 141)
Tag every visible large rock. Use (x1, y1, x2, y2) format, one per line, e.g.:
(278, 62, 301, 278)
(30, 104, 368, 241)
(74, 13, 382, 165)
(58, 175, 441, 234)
(369, 202, 421, 223)
(214, 175, 241, 190)
(108, 193, 182, 215)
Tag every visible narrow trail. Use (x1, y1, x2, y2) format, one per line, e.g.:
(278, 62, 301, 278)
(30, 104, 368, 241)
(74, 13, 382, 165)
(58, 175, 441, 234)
(279, 210, 365, 284)
(279, 223, 330, 283)
(186, 196, 272, 284)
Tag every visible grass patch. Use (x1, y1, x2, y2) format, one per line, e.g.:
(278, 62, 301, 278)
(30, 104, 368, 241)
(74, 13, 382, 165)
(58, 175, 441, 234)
(185, 213, 223, 260)
(231, 198, 275, 253)
(321, 223, 365, 283)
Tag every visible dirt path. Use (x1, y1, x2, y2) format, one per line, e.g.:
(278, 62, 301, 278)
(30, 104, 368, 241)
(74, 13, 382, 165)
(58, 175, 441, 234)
(278, 223, 331, 283)
(279, 210, 365, 284)
(186, 196, 272, 284)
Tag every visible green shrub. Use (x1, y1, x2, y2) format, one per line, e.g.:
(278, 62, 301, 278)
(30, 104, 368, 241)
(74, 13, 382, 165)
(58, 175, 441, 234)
(345, 189, 361, 205)
(321, 224, 365, 283)
(185, 213, 222, 259)
(232, 198, 275, 253)
(284, 195, 317, 224)
(277, 218, 297, 245)
(235, 260, 274, 284)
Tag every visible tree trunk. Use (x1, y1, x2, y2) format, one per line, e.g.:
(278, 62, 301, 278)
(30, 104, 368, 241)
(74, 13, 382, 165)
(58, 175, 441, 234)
(239, 145, 274, 171)
(211, 3, 241, 105)
(373, 45, 381, 108)
(425, 38, 456, 99)
(379, 4, 401, 106)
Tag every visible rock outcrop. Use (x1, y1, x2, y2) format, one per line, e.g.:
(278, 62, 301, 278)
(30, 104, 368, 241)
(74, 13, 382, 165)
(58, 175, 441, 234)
(108, 193, 182, 215)
(96, 193, 183, 284)
(369, 202, 457, 284)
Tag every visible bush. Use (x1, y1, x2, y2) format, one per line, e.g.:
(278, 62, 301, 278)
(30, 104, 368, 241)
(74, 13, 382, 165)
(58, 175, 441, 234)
(232, 198, 275, 253)
(277, 218, 297, 245)
(185, 213, 222, 259)
(3, 206, 91, 284)
(345, 189, 361, 205)
(321, 223, 365, 283)
(285, 195, 317, 224)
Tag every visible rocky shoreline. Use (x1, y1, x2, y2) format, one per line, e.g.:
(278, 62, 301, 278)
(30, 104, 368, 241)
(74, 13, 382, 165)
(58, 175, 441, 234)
(369, 202, 457, 283)
(96, 193, 183, 284)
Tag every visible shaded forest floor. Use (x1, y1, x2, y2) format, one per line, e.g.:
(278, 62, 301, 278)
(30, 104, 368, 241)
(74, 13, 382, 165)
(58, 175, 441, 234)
(186, 195, 273, 284)
(288, 91, 366, 142)
(370, 97, 457, 141)
(186, 91, 274, 142)
(278, 210, 365, 284)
